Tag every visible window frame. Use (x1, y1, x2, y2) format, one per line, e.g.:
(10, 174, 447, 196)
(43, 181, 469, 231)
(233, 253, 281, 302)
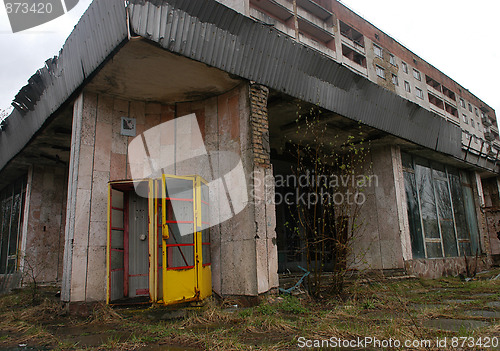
(404, 80, 411, 93)
(412, 68, 421, 81)
(415, 87, 424, 99)
(389, 54, 396, 66)
(0, 177, 27, 275)
(373, 44, 383, 58)
(402, 61, 408, 73)
(391, 73, 398, 86)
(375, 65, 385, 79)
(402, 154, 481, 259)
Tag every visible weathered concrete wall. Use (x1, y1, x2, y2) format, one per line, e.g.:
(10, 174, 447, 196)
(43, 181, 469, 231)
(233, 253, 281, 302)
(23, 165, 67, 284)
(62, 83, 278, 302)
(482, 176, 500, 264)
(405, 256, 490, 279)
(484, 209, 500, 264)
(352, 145, 407, 271)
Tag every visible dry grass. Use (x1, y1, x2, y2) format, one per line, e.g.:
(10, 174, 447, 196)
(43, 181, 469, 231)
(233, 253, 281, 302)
(0, 270, 499, 350)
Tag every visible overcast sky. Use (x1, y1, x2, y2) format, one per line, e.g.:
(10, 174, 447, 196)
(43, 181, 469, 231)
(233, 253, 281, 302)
(0, 0, 499, 119)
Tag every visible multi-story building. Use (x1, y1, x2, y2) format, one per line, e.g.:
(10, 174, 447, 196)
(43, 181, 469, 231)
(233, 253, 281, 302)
(0, 0, 498, 305)
(246, 0, 499, 158)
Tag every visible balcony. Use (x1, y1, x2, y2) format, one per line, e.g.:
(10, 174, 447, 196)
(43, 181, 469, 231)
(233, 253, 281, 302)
(482, 116, 492, 127)
(296, 0, 333, 21)
(484, 131, 495, 141)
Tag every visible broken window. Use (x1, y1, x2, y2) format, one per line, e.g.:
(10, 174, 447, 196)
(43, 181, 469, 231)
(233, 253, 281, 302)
(416, 87, 424, 99)
(428, 93, 444, 109)
(339, 21, 364, 47)
(404, 81, 411, 93)
(475, 108, 479, 117)
(471, 119, 475, 128)
(468, 103, 473, 112)
(402, 154, 425, 259)
(460, 98, 466, 108)
(432, 163, 458, 257)
(373, 44, 383, 58)
(463, 114, 468, 124)
(402, 154, 481, 259)
(445, 103, 458, 117)
(0, 176, 27, 274)
(376, 65, 385, 79)
(442, 86, 456, 100)
(425, 75, 441, 91)
(342, 44, 367, 67)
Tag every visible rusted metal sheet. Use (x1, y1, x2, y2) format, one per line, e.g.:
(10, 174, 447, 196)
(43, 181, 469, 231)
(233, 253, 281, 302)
(128, 0, 461, 158)
(0, 0, 128, 172)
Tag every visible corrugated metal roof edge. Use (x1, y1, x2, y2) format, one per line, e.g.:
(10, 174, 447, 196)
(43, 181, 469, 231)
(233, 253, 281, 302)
(129, 0, 462, 159)
(0, 0, 128, 172)
(1, 0, 465, 174)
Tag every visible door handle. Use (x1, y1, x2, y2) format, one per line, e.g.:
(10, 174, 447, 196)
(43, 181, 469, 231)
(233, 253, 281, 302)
(162, 224, 169, 239)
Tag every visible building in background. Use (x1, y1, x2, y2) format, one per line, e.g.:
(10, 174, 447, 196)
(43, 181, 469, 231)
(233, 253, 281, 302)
(0, 0, 498, 304)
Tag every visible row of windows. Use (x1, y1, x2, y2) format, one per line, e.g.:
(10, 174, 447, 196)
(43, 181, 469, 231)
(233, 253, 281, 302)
(462, 113, 483, 131)
(344, 20, 494, 134)
(464, 133, 488, 146)
(372, 42, 492, 129)
(459, 98, 491, 125)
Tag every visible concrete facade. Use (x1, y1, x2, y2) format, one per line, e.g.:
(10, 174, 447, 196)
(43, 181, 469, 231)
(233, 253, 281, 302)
(352, 145, 409, 271)
(61, 83, 278, 302)
(23, 165, 67, 284)
(0, 0, 499, 301)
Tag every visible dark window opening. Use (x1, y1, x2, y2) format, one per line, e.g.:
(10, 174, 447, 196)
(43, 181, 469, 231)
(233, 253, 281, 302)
(442, 86, 456, 100)
(428, 93, 444, 109)
(0, 176, 27, 275)
(339, 21, 364, 47)
(425, 75, 441, 91)
(445, 103, 458, 117)
(342, 44, 367, 67)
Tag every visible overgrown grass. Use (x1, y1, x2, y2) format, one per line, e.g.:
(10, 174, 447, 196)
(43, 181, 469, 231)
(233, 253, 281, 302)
(0, 269, 499, 350)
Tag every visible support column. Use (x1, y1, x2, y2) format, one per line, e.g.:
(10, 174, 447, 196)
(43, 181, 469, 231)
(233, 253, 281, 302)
(62, 92, 110, 302)
(249, 83, 278, 294)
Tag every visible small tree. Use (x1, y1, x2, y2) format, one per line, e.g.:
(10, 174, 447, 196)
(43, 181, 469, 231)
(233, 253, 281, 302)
(285, 105, 370, 296)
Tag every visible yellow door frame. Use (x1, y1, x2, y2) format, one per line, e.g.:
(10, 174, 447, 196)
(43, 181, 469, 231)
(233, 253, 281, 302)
(106, 175, 211, 305)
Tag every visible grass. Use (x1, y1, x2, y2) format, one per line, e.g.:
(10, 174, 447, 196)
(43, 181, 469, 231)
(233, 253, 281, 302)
(0, 270, 499, 350)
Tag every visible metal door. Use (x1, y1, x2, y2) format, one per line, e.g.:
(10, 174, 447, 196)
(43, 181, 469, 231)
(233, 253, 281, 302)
(127, 192, 150, 298)
(161, 175, 198, 304)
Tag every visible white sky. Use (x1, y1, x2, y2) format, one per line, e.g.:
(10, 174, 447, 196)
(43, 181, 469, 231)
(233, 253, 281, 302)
(0, 0, 499, 118)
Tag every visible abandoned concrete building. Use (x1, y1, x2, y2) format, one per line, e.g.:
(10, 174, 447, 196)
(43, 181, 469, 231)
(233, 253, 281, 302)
(0, 0, 499, 305)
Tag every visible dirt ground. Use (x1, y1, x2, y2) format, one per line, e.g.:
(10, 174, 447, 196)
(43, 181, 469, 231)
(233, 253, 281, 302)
(0, 269, 499, 350)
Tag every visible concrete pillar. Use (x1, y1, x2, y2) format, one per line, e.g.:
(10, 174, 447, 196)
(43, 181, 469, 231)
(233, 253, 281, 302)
(62, 92, 109, 302)
(212, 83, 278, 297)
(355, 145, 406, 271)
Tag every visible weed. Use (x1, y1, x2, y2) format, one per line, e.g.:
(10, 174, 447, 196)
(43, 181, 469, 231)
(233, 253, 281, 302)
(362, 299, 375, 309)
(279, 296, 309, 314)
